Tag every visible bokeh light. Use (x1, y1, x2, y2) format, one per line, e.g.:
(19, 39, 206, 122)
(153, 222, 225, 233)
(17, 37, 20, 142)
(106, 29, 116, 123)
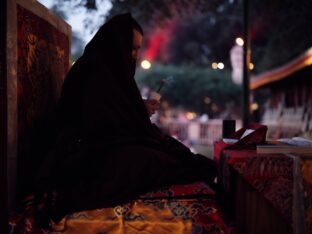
(217, 62, 224, 69)
(211, 62, 218, 69)
(186, 112, 197, 120)
(141, 60, 151, 69)
(235, 37, 244, 46)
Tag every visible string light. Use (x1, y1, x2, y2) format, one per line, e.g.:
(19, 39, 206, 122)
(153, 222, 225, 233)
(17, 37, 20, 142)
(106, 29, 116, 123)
(141, 60, 151, 69)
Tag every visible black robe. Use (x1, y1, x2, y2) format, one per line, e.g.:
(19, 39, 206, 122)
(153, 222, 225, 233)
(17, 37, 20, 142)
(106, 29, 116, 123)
(35, 13, 217, 222)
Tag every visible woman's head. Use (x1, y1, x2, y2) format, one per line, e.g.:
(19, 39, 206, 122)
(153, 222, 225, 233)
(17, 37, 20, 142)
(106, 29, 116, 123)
(80, 13, 143, 78)
(62, 13, 152, 131)
(132, 29, 143, 61)
(131, 15, 143, 35)
(84, 14, 142, 58)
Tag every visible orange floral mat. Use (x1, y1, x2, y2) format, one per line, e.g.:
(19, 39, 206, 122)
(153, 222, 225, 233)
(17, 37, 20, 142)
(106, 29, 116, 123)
(10, 182, 235, 234)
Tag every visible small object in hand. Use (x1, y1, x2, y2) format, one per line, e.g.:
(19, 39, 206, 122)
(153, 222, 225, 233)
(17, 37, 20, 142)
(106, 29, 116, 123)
(156, 79, 166, 93)
(149, 91, 161, 101)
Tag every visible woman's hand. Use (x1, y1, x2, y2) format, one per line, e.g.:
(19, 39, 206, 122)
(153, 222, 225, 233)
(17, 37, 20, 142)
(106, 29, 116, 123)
(144, 99, 160, 116)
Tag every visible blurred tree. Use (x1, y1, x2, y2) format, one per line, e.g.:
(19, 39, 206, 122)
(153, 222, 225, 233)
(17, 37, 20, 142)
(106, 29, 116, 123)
(50, 0, 242, 66)
(107, 0, 242, 67)
(50, 4, 68, 20)
(47, 0, 312, 116)
(49, 0, 312, 72)
(169, 9, 242, 68)
(135, 63, 241, 117)
(71, 32, 86, 61)
(249, 0, 312, 72)
(48, 3, 86, 61)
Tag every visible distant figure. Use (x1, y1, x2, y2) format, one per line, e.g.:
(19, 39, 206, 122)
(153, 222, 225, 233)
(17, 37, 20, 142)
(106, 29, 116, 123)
(32, 13, 217, 223)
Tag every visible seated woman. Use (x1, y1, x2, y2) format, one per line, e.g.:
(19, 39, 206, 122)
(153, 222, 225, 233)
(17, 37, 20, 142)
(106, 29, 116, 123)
(31, 13, 217, 224)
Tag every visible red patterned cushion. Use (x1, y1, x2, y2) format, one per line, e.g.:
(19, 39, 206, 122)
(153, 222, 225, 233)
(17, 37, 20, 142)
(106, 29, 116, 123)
(140, 182, 215, 199)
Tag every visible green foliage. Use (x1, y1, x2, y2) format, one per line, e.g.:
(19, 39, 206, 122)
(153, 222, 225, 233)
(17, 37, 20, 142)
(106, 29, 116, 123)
(108, 0, 312, 72)
(50, 0, 312, 73)
(169, 9, 242, 67)
(108, 0, 242, 67)
(48, 0, 312, 116)
(135, 63, 241, 116)
(249, 0, 312, 72)
(108, 0, 225, 27)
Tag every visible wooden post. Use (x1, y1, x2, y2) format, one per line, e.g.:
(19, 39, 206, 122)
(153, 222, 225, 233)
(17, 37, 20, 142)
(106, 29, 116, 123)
(0, 0, 9, 232)
(1, 2, 71, 232)
(242, 0, 250, 127)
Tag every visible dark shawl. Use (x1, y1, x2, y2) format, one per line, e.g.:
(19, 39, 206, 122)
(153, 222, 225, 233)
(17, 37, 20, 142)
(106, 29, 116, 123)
(34, 13, 216, 223)
(56, 13, 160, 143)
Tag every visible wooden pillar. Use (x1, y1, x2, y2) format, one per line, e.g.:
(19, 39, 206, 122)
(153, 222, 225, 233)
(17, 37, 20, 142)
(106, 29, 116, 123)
(1, 2, 71, 232)
(242, 0, 250, 127)
(0, 0, 9, 232)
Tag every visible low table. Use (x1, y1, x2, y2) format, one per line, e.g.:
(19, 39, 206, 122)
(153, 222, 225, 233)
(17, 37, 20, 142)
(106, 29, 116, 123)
(214, 143, 312, 234)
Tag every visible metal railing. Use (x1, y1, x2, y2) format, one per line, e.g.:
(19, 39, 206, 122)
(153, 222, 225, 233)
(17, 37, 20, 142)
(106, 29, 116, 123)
(161, 119, 242, 145)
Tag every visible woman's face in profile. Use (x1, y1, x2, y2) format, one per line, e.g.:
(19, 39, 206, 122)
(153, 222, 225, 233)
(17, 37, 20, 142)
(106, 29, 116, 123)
(132, 29, 143, 61)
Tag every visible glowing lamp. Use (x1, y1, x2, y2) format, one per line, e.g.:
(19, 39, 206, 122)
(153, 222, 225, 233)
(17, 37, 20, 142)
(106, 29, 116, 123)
(211, 62, 218, 69)
(186, 112, 196, 120)
(251, 102, 259, 111)
(141, 60, 151, 69)
(217, 62, 224, 69)
(235, 37, 244, 46)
